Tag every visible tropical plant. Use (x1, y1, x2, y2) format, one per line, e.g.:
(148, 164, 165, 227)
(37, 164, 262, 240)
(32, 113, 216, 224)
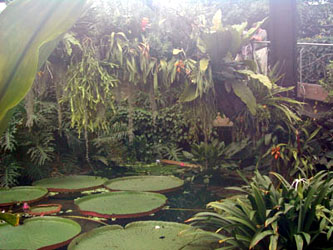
(0, 0, 88, 135)
(183, 138, 249, 171)
(320, 60, 333, 102)
(187, 170, 333, 250)
(0, 157, 21, 187)
(0, 212, 19, 227)
(260, 122, 322, 178)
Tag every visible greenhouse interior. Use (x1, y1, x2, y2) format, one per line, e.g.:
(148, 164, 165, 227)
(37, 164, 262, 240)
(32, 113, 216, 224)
(0, 0, 333, 249)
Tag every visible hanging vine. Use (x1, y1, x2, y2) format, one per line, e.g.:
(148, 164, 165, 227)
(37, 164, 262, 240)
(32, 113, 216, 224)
(61, 36, 118, 135)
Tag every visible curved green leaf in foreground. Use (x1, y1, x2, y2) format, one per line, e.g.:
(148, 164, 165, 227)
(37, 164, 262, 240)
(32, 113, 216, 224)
(0, 216, 81, 250)
(0, 186, 48, 206)
(104, 175, 184, 193)
(0, 0, 88, 134)
(68, 220, 216, 250)
(75, 191, 167, 218)
(32, 175, 108, 192)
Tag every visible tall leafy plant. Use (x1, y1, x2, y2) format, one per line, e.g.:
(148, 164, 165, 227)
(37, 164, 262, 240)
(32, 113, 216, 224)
(0, 0, 88, 135)
(188, 171, 333, 250)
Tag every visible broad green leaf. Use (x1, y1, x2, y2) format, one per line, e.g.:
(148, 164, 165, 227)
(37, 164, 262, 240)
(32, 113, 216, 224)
(32, 175, 107, 192)
(179, 84, 198, 102)
(0, 0, 88, 135)
(229, 28, 242, 55)
(104, 176, 184, 193)
(211, 9, 223, 31)
(199, 58, 209, 72)
(237, 69, 272, 89)
(242, 17, 268, 42)
(232, 21, 248, 35)
(294, 234, 304, 250)
(196, 37, 207, 53)
(269, 235, 278, 250)
(232, 81, 257, 115)
(300, 232, 311, 246)
(265, 134, 272, 146)
(249, 230, 274, 249)
(68, 221, 214, 250)
(0, 213, 19, 226)
(0, 217, 81, 249)
(172, 49, 183, 55)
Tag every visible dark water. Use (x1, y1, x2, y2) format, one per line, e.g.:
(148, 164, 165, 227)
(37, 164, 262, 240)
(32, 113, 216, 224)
(21, 181, 224, 250)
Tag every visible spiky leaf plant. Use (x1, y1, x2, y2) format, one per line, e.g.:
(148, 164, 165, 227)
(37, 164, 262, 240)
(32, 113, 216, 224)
(187, 171, 333, 250)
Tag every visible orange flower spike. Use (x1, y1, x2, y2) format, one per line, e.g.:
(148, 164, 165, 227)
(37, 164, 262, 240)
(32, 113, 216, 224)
(178, 60, 185, 68)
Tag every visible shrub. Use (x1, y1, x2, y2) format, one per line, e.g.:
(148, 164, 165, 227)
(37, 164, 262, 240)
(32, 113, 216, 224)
(188, 171, 333, 250)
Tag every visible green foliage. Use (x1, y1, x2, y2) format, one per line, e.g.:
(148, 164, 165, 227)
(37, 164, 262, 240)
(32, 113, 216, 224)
(297, 0, 333, 38)
(0, 213, 19, 226)
(233, 67, 302, 142)
(0, 157, 21, 188)
(320, 60, 333, 101)
(188, 171, 333, 250)
(0, 0, 88, 135)
(92, 121, 128, 165)
(298, 37, 333, 84)
(260, 121, 323, 177)
(183, 138, 249, 170)
(155, 143, 183, 161)
(62, 38, 118, 134)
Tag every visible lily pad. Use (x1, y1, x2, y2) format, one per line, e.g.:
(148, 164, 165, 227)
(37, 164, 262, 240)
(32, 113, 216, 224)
(32, 175, 108, 192)
(0, 186, 48, 207)
(0, 216, 81, 250)
(75, 191, 167, 219)
(104, 176, 184, 193)
(28, 203, 62, 216)
(68, 220, 216, 250)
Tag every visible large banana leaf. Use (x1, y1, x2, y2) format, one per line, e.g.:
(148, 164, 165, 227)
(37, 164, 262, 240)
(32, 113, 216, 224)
(0, 0, 88, 135)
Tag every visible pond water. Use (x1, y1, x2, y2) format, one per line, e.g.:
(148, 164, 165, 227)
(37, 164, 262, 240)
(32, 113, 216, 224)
(4, 164, 244, 250)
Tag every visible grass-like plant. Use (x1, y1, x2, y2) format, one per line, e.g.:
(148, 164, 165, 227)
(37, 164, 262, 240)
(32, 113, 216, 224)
(187, 171, 333, 250)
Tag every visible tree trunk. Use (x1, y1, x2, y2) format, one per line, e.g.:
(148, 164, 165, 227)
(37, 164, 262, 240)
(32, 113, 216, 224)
(127, 83, 135, 143)
(269, 0, 297, 90)
(149, 82, 157, 126)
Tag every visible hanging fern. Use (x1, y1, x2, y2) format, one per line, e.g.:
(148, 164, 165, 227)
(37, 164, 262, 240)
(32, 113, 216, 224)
(61, 37, 118, 134)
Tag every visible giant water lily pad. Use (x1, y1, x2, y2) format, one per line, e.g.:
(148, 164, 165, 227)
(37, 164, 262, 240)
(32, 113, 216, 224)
(0, 216, 81, 250)
(32, 175, 108, 192)
(28, 203, 62, 216)
(0, 186, 48, 207)
(68, 220, 216, 250)
(104, 175, 184, 193)
(75, 191, 167, 218)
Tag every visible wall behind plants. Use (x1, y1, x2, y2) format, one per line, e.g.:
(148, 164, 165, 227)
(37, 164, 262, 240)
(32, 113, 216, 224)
(0, 0, 309, 186)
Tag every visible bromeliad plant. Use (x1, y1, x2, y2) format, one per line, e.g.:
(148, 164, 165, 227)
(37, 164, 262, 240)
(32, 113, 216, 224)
(187, 171, 333, 250)
(182, 138, 249, 170)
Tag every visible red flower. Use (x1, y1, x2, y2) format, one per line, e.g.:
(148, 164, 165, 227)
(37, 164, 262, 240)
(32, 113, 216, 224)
(175, 60, 185, 73)
(271, 146, 281, 160)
